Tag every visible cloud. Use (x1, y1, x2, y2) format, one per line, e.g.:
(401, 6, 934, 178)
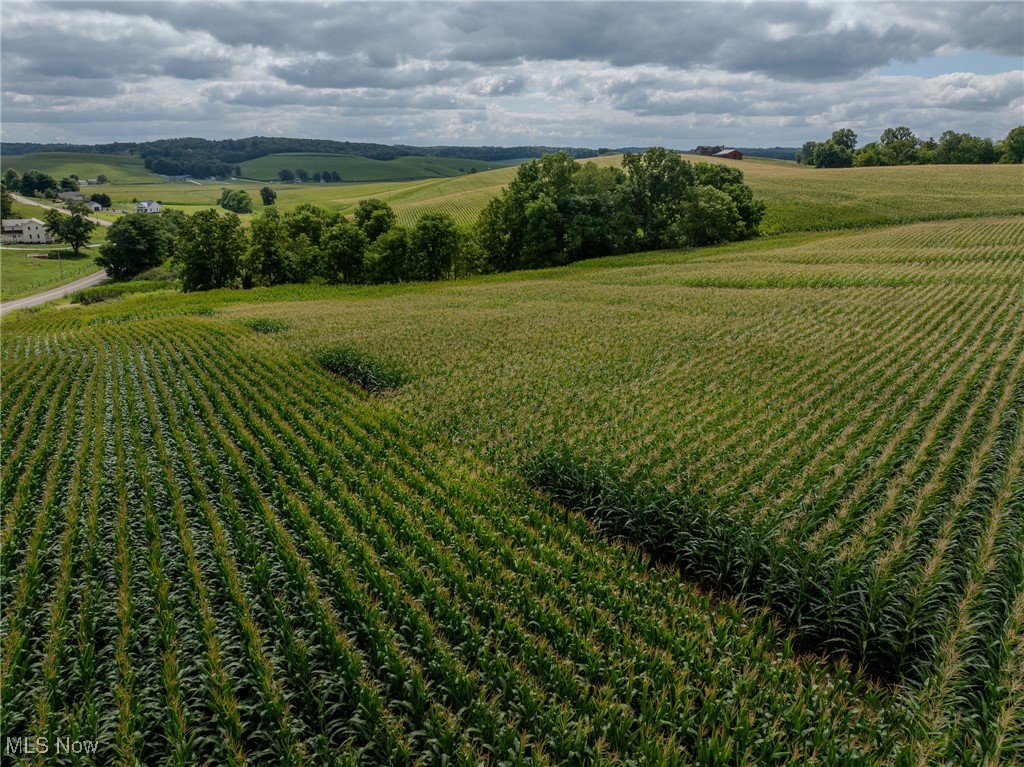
(2, 1, 1022, 147)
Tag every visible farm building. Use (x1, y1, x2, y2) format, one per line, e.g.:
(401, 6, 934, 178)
(135, 200, 162, 214)
(82, 201, 102, 212)
(695, 145, 725, 156)
(57, 191, 86, 203)
(1, 218, 53, 244)
(713, 149, 743, 160)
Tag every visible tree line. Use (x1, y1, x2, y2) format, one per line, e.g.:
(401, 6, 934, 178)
(96, 199, 474, 290)
(97, 149, 765, 292)
(2, 137, 601, 178)
(3, 169, 109, 200)
(798, 125, 1023, 167)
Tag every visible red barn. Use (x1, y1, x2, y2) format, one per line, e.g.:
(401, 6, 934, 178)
(713, 149, 743, 160)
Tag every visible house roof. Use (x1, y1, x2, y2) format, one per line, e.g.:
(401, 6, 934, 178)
(2, 218, 46, 227)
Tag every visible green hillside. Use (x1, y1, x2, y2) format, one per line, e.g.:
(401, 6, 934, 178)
(238, 152, 520, 182)
(0, 152, 158, 184)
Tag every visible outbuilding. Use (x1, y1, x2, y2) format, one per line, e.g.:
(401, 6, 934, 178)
(713, 149, 743, 160)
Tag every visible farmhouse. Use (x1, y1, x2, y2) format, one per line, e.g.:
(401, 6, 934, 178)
(136, 200, 162, 214)
(713, 149, 743, 160)
(1, 218, 53, 244)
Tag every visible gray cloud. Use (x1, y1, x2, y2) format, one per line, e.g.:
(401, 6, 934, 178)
(2, 2, 1021, 147)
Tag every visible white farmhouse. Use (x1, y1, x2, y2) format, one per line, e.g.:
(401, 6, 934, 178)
(1, 218, 54, 244)
(136, 200, 162, 214)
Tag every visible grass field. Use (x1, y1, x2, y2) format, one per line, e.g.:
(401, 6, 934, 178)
(0, 248, 99, 300)
(1, 152, 156, 185)
(1, 200, 107, 300)
(239, 153, 520, 182)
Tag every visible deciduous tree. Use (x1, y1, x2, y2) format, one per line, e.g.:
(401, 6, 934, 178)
(176, 209, 246, 291)
(44, 204, 96, 255)
(96, 213, 171, 279)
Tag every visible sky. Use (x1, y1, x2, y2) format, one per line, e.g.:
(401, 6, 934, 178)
(2, 1, 1022, 149)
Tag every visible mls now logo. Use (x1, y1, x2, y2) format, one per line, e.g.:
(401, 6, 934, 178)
(6, 736, 99, 755)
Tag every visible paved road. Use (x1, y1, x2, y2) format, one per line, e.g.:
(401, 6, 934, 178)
(0, 269, 110, 316)
(2, 194, 112, 315)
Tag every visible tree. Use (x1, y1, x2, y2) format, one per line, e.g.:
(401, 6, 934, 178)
(620, 147, 696, 249)
(44, 204, 96, 255)
(934, 131, 996, 164)
(283, 203, 340, 248)
(19, 170, 58, 198)
(671, 185, 741, 247)
(363, 226, 410, 284)
(813, 140, 854, 168)
(59, 177, 80, 192)
(1, 184, 14, 219)
(321, 221, 368, 283)
(218, 188, 253, 213)
(175, 209, 246, 291)
(354, 198, 396, 242)
(90, 192, 112, 208)
(259, 186, 278, 206)
(875, 126, 919, 165)
(830, 128, 858, 152)
(998, 126, 1024, 164)
(278, 168, 295, 182)
(245, 209, 292, 286)
(96, 213, 171, 279)
(410, 212, 460, 281)
(3, 168, 21, 192)
(796, 141, 818, 165)
(95, 174, 108, 185)
(295, 168, 309, 182)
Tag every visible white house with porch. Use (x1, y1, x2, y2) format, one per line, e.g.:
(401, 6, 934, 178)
(1, 218, 53, 244)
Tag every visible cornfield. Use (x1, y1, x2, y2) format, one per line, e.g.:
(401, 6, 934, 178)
(2, 210, 1022, 764)
(3, 316, 912, 765)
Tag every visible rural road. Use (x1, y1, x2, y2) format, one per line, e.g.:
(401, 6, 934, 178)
(0, 269, 110, 316)
(2, 194, 112, 315)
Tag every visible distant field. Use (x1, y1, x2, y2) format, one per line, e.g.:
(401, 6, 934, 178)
(239, 152, 520, 182)
(8, 152, 1021, 237)
(0, 152, 157, 184)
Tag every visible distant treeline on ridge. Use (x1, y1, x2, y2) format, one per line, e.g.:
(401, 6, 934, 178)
(0, 137, 602, 178)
